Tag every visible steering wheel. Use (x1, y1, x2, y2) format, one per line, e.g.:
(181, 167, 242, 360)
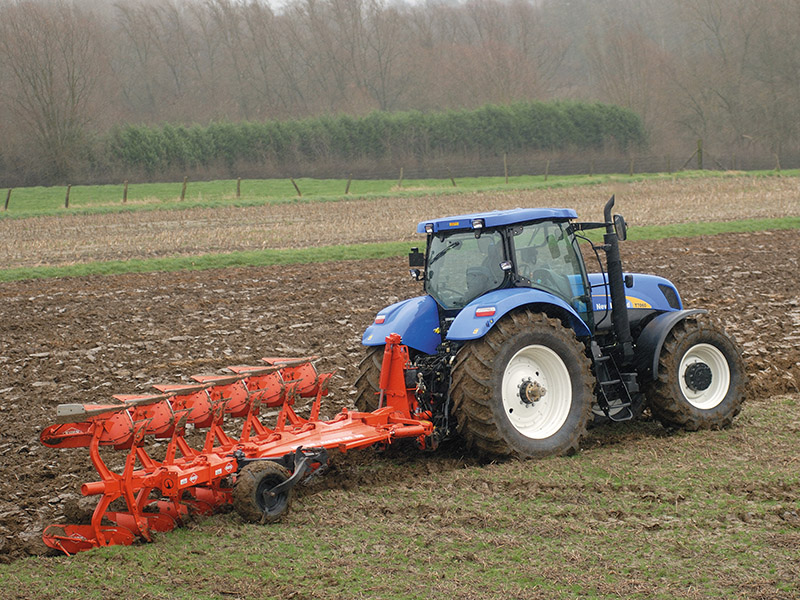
(530, 268, 558, 290)
(530, 268, 574, 300)
(435, 285, 465, 306)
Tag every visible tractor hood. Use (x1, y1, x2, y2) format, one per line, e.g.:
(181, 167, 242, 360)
(588, 272, 683, 313)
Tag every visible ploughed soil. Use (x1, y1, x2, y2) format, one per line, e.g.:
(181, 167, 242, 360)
(0, 229, 798, 561)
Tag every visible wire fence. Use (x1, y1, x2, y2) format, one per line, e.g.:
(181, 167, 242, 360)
(2, 144, 796, 211)
(332, 147, 792, 182)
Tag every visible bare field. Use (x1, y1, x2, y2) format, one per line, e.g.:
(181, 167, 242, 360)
(1, 176, 799, 269)
(0, 177, 798, 599)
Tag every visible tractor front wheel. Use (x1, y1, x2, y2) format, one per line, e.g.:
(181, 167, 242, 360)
(646, 315, 745, 430)
(232, 461, 293, 523)
(353, 345, 383, 412)
(451, 310, 593, 459)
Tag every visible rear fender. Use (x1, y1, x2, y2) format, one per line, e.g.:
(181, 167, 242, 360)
(446, 288, 591, 342)
(634, 309, 707, 380)
(362, 295, 441, 355)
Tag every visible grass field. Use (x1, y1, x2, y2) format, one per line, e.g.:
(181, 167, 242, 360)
(1, 169, 797, 219)
(1, 396, 797, 599)
(1, 171, 799, 281)
(1, 216, 799, 282)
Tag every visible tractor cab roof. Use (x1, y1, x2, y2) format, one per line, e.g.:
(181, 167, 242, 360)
(416, 208, 577, 234)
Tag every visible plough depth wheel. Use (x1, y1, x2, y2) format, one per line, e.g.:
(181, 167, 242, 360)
(233, 461, 293, 523)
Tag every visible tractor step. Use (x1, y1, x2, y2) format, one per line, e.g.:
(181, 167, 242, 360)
(606, 403, 634, 422)
(599, 378, 621, 386)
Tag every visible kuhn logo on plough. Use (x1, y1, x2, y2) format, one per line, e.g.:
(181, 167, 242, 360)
(41, 344, 431, 555)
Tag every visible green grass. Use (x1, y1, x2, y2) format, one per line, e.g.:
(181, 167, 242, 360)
(1, 216, 798, 282)
(626, 216, 800, 239)
(0, 241, 411, 281)
(2, 169, 797, 219)
(1, 396, 797, 599)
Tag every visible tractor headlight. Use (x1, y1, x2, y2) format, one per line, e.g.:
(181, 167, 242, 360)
(472, 218, 485, 229)
(424, 223, 434, 233)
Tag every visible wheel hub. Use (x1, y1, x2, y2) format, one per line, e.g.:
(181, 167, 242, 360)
(684, 362, 712, 392)
(518, 378, 546, 405)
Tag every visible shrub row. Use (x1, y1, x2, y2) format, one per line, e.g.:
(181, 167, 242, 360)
(107, 101, 646, 176)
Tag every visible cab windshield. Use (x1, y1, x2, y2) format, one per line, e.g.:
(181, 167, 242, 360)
(425, 230, 506, 310)
(511, 221, 589, 316)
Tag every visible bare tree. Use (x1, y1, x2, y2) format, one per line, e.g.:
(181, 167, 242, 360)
(585, 21, 671, 138)
(746, 0, 800, 159)
(670, 0, 766, 149)
(0, 0, 109, 180)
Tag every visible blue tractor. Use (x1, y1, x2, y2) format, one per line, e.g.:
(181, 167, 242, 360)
(356, 197, 746, 458)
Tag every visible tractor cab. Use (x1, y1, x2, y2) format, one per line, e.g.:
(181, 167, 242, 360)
(411, 208, 591, 324)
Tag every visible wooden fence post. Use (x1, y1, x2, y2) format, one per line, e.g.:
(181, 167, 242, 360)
(544, 159, 550, 182)
(590, 160, 594, 177)
(290, 177, 302, 197)
(503, 153, 509, 183)
(629, 157, 635, 176)
(774, 153, 781, 173)
(447, 168, 456, 187)
(3, 188, 11, 211)
(236, 177, 241, 198)
(397, 167, 404, 188)
(345, 175, 352, 194)
(180, 176, 188, 201)
(697, 139, 703, 170)
(64, 185, 71, 208)
(123, 180, 128, 203)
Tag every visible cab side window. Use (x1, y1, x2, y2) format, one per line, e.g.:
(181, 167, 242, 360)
(513, 223, 586, 308)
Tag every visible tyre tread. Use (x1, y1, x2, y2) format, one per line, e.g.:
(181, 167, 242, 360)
(451, 309, 593, 459)
(646, 314, 746, 430)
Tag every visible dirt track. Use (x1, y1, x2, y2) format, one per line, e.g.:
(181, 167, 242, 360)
(1, 229, 799, 560)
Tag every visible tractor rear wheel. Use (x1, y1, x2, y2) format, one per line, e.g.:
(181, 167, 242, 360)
(646, 315, 745, 430)
(353, 345, 383, 412)
(451, 310, 593, 459)
(232, 461, 293, 523)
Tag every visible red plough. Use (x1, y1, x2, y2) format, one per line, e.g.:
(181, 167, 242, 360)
(40, 336, 431, 555)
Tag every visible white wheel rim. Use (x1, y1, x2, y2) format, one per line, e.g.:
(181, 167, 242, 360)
(678, 343, 730, 409)
(501, 344, 571, 439)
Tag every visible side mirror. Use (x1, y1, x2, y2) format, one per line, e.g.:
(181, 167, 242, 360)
(408, 247, 425, 268)
(613, 214, 627, 241)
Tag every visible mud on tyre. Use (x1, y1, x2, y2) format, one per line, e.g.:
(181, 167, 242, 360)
(646, 314, 746, 430)
(232, 461, 293, 523)
(353, 345, 383, 413)
(450, 309, 594, 459)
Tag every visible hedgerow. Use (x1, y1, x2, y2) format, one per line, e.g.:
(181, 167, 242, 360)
(107, 101, 646, 176)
